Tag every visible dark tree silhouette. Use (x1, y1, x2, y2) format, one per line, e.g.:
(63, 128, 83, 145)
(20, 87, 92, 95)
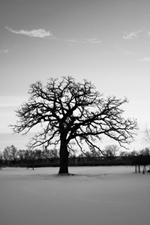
(11, 76, 137, 174)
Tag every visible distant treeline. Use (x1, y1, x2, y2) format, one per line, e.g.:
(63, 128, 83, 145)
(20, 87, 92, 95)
(1, 155, 150, 169)
(0, 145, 150, 169)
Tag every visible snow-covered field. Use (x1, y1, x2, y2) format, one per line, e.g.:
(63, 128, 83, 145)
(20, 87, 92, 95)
(0, 166, 150, 225)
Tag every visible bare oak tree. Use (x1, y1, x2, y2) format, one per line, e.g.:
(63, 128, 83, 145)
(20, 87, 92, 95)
(11, 76, 137, 174)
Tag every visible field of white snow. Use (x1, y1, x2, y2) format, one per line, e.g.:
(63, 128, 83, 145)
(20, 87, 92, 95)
(0, 166, 150, 225)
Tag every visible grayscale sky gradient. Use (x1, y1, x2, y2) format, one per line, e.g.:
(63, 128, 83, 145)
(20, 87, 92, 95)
(0, 0, 150, 150)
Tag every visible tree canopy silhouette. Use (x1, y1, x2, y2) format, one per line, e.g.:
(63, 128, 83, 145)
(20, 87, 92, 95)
(12, 76, 138, 174)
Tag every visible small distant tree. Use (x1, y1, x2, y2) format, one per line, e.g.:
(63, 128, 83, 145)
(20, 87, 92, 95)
(49, 149, 59, 158)
(89, 147, 101, 157)
(140, 147, 150, 156)
(119, 151, 129, 157)
(34, 149, 43, 159)
(143, 127, 150, 147)
(25, 150, 35, 170)
(17, 149, 26, 160)
(103, 145, 119, 158)
(3, 145, 18, 161)
(129, 150, 138, 156)
(11, 76, 138, 174)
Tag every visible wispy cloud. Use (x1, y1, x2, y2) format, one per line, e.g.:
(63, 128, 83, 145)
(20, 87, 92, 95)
(84, 38, 102, 44)
(116, 45, 135, 55)
(6, 26, 53, 38)
(5, 26, 101, 44)
(123, 30, 142, 40)
(66, 37, 101, 45)
(0, 49, 9, 54)
(138, 57, 150, 62)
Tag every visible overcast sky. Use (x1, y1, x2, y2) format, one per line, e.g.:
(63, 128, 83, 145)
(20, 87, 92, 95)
(0, 0, 150, 150)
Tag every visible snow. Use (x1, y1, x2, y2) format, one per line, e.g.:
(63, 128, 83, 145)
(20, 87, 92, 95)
(0, 166, 150, 225)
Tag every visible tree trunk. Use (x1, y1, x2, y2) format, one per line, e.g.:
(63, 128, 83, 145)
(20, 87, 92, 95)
(58, 141, 69, 174)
